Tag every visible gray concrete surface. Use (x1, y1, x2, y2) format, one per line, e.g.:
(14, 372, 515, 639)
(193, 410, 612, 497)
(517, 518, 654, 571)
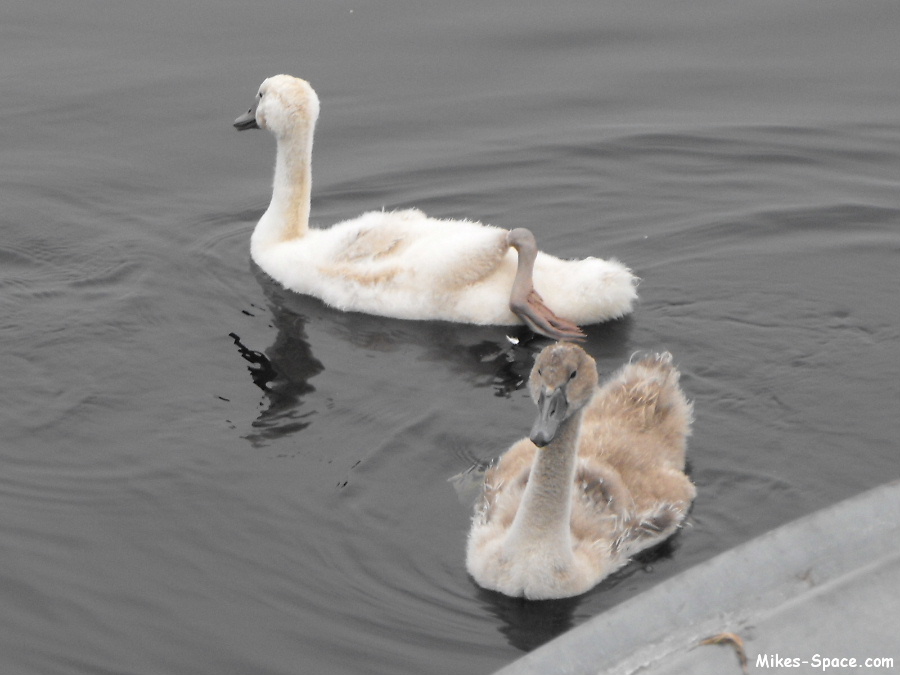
(494, 480, 900, 674)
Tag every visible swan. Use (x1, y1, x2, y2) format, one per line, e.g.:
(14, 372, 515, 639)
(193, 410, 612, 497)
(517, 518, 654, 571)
(466, 342, 695, 599)
(233, 75, 637, 340)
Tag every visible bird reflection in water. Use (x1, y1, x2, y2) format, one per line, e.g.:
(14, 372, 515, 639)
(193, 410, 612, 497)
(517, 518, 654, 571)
(229, 262, 632, 446)
(228, 315, 323, 446)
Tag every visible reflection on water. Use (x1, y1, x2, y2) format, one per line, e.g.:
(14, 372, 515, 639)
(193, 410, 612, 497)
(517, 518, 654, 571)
(228, 329, 321, 444)
(477, 588, 582, 652)
(233, 262, 634, 445)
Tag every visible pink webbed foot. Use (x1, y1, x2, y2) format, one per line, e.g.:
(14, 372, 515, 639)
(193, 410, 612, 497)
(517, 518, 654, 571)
(511, 288, 586, 342)
(507, 228, 586, 342)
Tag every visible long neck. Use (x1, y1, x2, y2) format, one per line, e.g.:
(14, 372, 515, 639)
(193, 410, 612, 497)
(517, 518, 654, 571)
(507, 409, 583, 553)
(508, 229, 537, 303)
(252, 122, 314, 252)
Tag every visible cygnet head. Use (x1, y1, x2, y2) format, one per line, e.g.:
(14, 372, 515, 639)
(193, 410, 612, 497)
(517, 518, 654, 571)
(234, 74, 320, 137)
(528, 343, 599, 447)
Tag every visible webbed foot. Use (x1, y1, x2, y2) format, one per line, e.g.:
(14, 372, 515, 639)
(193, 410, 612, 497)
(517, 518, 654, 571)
(510, 289, 586, 342)
(507, 228, 586, 342)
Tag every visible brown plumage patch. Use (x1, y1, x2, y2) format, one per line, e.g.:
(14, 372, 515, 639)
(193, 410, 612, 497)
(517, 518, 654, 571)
(337, 227, 408, 263)
(445, 232, 509, 289)
(320, 264, 399, 286)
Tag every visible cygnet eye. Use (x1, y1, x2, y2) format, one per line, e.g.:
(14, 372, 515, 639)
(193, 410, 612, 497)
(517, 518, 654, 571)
(537, 368, 543, 376)
(569, 369, 578, 380)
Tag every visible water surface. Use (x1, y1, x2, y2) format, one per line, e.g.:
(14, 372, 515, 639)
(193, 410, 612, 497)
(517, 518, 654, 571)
(2, 1, 899, 673)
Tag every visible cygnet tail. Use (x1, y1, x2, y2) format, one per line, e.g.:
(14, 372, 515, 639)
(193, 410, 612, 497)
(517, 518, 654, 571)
(535, 256, 638, 325)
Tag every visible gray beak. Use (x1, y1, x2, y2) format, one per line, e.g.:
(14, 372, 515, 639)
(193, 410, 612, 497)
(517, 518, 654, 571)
(529, 387, 568, 447)
(234, 99, 260, 130)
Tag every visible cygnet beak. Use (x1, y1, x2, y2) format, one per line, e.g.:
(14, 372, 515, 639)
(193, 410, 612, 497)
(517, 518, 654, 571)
(234, 99, 260, 130)
(529, 386, 568, 447)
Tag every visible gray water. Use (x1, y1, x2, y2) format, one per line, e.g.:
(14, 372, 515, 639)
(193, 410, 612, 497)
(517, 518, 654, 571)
(2, 1, 899, 673)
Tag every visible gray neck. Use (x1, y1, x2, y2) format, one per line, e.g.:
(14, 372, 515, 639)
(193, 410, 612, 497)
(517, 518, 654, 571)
(507, 409, 583, 551)
(510, 233, 537, 302)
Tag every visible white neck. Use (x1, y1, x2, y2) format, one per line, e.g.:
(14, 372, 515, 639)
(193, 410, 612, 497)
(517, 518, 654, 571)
(505, 409, 583, 560)
(251, 121, 314, 253)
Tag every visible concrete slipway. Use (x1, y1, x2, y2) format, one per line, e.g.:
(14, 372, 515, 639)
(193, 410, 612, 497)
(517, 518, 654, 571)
(494, 480, 900, 675)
